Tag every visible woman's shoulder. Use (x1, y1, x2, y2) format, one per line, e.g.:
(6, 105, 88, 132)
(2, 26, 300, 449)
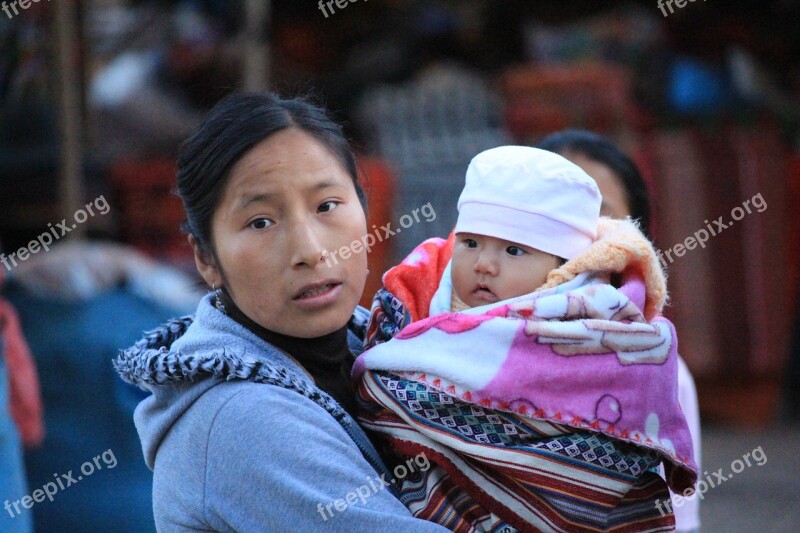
(199, 379, 344, 429)
(152, 380, 356, 523)
(165, 383, 358, 511)
(175, 380, 359, 459)
(153, 378, 447, 532)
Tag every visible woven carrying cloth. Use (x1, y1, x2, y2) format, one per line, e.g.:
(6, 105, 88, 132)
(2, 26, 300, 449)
(353, 230, 696, 532)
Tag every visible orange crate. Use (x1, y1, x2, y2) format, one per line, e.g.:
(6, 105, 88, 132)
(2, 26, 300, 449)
(357, 157, 396, 309)
(499, 62, 634, 142)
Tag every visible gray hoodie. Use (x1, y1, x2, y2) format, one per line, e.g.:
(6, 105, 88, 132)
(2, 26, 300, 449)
(115, 294, 447, 532)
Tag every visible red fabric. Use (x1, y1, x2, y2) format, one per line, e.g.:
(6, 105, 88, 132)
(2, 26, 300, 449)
(0, 271, 45, 448)
(382, 232, 455, 322)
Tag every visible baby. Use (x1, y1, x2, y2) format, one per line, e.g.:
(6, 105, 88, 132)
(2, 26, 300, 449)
(355, 146, 696, 533)
(443, 145, 600, 313)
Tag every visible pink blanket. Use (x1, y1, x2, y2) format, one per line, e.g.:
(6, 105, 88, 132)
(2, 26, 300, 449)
(353, 268, 697, 493)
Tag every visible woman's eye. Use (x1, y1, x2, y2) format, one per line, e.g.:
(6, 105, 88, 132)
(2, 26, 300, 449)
(318, 200, 339, 213)
(249, 218, 273, 230)
(506, 246, 526, 256)
(464, 239, 477, 248)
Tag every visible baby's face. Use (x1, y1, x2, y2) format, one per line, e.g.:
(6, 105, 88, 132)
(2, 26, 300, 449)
(451, 232, 560, 308)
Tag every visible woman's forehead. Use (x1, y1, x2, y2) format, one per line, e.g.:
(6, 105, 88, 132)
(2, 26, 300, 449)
(231, 129, 339, 179)
(222, 131, 351, 203)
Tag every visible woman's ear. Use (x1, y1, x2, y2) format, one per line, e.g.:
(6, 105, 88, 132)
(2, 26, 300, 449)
(188, 234, 220, 288)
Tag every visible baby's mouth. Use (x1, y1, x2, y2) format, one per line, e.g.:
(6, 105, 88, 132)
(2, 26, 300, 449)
(472, 284, 498, 303)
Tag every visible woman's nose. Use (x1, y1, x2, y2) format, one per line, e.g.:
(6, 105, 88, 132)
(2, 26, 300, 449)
(289, 222, 326, 268)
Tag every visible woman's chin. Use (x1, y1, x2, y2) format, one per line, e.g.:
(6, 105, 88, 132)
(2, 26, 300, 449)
(290, 316, 351, 338)
(281, 303, 356, 338)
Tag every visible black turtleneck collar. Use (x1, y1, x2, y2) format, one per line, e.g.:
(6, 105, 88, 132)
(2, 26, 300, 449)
(218, 290, 358, 418)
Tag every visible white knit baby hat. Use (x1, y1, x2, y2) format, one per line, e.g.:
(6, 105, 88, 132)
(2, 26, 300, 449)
(454, 146, 602, 259)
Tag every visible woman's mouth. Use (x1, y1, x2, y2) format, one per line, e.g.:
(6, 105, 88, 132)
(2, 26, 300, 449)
(297, 284, 337, 299)
(292, 280, 343, 308)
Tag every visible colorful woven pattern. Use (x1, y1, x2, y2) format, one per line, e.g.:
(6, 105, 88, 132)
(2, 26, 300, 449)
(359, 371, 677, 532)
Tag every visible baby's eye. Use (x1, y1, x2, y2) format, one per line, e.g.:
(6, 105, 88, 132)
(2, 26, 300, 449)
(249, 218, 273, 230)
(464, 238, 478, 248)
(506, 246, 526, 256)
(318, 200, 340, 213)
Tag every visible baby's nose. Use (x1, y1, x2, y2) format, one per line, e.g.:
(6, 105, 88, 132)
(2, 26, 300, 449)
(474, 255, 498, 275)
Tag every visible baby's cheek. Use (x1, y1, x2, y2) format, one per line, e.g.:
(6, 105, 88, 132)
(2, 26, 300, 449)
(451, 277, 468, 302)
(507, 271, 546, 298)
(450, 261, 470, 301)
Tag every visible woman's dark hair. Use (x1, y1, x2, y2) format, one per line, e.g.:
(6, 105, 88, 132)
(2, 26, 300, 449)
(537, 129, 651, 236)
(176, 92, 366, 256)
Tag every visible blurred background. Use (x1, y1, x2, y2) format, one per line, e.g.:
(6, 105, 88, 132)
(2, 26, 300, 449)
(0, 0, 798, 531)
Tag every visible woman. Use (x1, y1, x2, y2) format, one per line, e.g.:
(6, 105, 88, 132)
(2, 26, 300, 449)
(115, 93, 447, 531)
(538, 129, 702, 533)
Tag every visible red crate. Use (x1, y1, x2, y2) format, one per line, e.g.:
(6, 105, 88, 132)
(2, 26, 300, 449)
(109, 159, 191, 263)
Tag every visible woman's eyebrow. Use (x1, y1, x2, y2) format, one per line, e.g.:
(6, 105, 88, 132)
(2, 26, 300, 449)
(237, 181, 345, 210)
(238, 192, 276, 210)
(310, 180, 346, 192)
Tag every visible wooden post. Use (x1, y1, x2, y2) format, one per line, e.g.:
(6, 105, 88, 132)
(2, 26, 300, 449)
(242, 0, 270, 92)
(54, 0, 85, 237)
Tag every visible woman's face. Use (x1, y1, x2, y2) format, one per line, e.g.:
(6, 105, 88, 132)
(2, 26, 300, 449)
(194, 127, 368, 338)
(567, 153, 631, 219)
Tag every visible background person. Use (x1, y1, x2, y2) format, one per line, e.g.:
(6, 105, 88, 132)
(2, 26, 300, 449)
(0, 344, 30, 533)
(0, 259, 43, 533)
(538, 129, 702, 533)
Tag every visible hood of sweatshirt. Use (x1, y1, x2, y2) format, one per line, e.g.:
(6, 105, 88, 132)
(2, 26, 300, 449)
(114, 294, 369, 469)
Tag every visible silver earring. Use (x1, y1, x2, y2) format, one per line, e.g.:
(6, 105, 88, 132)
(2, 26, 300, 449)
(212, 282, 227, 315)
